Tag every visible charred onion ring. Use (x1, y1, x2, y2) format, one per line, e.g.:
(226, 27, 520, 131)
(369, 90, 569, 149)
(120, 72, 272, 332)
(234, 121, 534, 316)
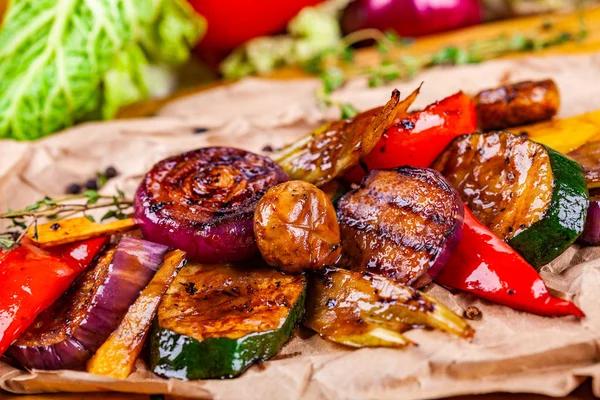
(134, 147, 288, 262)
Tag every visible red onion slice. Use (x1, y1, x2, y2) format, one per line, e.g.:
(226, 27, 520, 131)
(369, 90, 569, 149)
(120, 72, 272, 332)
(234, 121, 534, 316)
(581, 195, 600, 245)
(336, 167, 464, 288)
(8, 237, 169, 370)
(134, 147, 288, 262)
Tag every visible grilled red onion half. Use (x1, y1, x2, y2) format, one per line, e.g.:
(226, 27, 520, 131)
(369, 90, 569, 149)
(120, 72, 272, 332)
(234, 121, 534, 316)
(134, 147, 288, 262)
(336, 167, 464, 288)
(8, 237, 169, 370)
(580, 195, 600, 245)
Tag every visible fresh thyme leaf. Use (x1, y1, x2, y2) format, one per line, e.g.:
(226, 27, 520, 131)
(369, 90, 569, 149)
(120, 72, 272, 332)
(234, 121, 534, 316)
(117, 188, 126, 198)
(320, 67, 345, 94)
(101, 210, 116, 222)
(42, 196, 56, 206)
(9, 219, 27, 230)
(384, 30, 402, 44)
(97, 172, 108, 188)
(303, 54, 326, 74)
(376, 41, 389, 54)
(25, 202, 42, 211)
(430, 47, 469, 65)
(339, 47, 354, 63)
(508, 34, 529, 51)
(339, 103, 359, 119)
(368, 75, 384, 88)
(84, 190, 100, 205)
(553, 32, 573, 45)
(115, 211, 129, 220)
(85, 215, 96, 223)
(366, 61, 404, 88)
(578, 16, 588, 40)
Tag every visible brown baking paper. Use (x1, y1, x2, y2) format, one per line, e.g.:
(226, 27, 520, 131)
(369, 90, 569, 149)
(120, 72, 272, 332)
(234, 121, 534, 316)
(2, 53, 600, 399)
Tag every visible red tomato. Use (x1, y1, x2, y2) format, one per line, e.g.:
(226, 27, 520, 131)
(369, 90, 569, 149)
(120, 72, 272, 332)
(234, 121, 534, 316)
(188, 0, 324, 51)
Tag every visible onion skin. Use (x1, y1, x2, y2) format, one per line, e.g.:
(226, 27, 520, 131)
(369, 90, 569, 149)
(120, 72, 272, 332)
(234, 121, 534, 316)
(134, 147, 288, 263)
(341, 0, 482, 38)
(8, 238, 169, 370)
(336, 167, 464, 288)
(581, 196, 600, 245)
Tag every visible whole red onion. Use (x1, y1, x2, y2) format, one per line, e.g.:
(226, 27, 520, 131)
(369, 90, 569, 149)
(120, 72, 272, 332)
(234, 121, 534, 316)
(342, 0, 482, 38)
(134, 147, 288, 263)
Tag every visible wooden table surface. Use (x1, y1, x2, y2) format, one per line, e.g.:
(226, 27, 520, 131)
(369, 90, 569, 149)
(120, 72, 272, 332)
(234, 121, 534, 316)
(118, 6, 600, 119)
(2, 5, 600, 400)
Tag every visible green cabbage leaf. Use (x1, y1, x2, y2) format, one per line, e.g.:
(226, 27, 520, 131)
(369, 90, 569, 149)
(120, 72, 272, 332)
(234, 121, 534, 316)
(220, 7, 341, 79)
(0, 0, 204, 140)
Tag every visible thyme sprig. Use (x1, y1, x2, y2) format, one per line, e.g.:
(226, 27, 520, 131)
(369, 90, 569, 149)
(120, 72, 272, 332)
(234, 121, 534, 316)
(312, 19, 589, 101)
(0, 189, 132, 251)
(310, 29, 404, 115)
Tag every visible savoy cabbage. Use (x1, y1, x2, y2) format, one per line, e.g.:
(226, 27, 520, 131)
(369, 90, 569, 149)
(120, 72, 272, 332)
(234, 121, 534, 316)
(0, 0, 204, 140)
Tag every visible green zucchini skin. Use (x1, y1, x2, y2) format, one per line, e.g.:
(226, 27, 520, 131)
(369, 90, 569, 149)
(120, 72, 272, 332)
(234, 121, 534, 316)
(509, 145, 589, 267)
(150, 281, 306, 380)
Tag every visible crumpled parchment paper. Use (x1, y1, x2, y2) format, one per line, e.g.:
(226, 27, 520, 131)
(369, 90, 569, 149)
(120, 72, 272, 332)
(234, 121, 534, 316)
(1, 53, 600, 400)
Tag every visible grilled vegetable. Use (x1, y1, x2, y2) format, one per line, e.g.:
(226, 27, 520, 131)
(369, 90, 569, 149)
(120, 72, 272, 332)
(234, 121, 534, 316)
(87, 250, 186, 379)
(150, 262, 306, 380)
(319, 179, 352, 206)
(134, 147, 287, 263)
(9, 237, 168, 370)
(346, 91, 477, 183)
(305, 268, 474, 348)
(433, 132, 589, 267)
(521, 110, 600, 154)
(273, 88, 418, 187)
(474, 79, 560, 131)
(28, 216, 137, 247)
(580, 194, 600, 245)
(0, 237, 107, 357)
(436, 207, 585, 317)
(568, 140, 600, 189)
(254, 180, 341, 274)
(337, 167, 464, 288)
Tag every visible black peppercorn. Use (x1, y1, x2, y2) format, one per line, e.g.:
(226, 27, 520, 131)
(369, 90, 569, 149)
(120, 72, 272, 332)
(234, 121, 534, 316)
(104, 166, 118, 178)
(65, 183, 82, 194)
(85, 179, 98, 190)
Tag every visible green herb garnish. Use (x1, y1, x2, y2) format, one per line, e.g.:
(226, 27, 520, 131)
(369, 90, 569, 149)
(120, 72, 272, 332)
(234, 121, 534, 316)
(0, 189, 133, 250)
(339, 103, 360, 119)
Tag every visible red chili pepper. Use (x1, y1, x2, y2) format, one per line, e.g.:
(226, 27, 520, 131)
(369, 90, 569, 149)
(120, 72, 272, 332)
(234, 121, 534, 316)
(346, 91, 477, 183)
(0, 236, 108, 356)
(436, 208, 584, 318)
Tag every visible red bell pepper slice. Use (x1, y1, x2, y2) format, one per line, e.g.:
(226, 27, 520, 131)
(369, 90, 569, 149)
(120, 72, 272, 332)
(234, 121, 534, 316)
(346, 91, 477, 183)
(435, 208, 584, 318)
(0, 236, 108, 356)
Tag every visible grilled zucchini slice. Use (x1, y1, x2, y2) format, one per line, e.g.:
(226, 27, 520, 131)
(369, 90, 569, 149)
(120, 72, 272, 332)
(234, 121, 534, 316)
(149, 262, 306, 380)
(433, 131, 588, 267)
